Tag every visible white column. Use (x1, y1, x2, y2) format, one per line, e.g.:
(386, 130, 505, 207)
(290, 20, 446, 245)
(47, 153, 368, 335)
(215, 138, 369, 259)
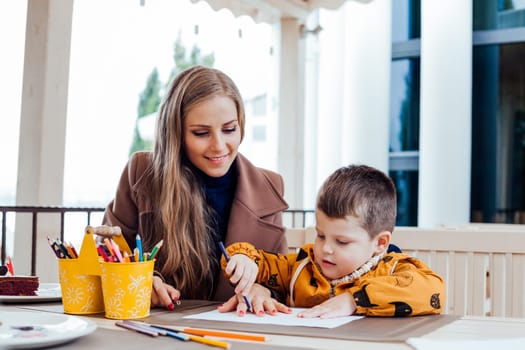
(317, 1, 391, 190)
(341, 1, 391, 173)
(278, 18, 305, 209)
(15, 0, 73, 280)
(303, 12, 321, 210)
(418, 0, 472, 227)
(316, 9, 346, 199)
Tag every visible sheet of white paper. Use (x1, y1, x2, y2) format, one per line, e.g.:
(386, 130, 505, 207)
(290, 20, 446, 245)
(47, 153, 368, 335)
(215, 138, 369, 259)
(406, 337, 525, 350)
(183, 308, 363, 328)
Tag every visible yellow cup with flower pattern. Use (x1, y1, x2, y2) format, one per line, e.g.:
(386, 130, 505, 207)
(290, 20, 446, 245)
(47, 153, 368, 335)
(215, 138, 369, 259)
(58, 259, 104, 314)
(100, 260, 154, 319)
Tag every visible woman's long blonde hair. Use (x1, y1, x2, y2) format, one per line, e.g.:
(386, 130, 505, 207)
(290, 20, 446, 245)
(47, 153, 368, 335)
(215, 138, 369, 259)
(149, 66, 245, 299)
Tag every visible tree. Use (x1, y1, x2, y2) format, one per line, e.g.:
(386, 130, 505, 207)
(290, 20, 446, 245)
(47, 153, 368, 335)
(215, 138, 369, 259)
(129, 68, 161, 155)
(129, 33, 215, 155)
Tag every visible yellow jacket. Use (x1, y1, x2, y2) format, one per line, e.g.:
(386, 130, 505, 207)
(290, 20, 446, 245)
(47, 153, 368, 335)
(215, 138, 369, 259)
(223, 242, 445, 316)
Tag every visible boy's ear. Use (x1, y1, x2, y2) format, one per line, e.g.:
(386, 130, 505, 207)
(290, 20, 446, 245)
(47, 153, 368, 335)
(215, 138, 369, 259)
(375, 231, 391, 253)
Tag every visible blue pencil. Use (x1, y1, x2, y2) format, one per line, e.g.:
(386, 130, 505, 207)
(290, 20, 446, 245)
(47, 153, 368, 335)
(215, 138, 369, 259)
(219, 241, 253, 311)
(136, 233, 143, 262)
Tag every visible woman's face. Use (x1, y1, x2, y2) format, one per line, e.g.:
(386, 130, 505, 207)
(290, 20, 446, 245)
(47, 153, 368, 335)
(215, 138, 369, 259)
(183, 95, 241, 177)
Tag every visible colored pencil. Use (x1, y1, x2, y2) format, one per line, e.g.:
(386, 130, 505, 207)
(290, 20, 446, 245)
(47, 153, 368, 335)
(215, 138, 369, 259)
(149, 239, 163, 261)
(182, 327, 266, 342)
(115, 321, 159, 337)
(5, 256, 14, 275)
(149, 324, 231, 348)
(111, 239, 124, 262)
(187, 334, 231, 349)
(122, 322, 230, 348)
(135, 233, 143, 262)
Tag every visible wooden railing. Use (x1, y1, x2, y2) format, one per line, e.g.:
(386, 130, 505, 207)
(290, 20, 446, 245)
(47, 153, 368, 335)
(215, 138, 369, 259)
(0, 206, 314, 275)
(0, 206, 105, 274)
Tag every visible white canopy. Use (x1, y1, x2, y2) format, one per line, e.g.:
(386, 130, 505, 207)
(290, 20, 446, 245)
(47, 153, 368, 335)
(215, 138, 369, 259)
(190, 0, 349, 23)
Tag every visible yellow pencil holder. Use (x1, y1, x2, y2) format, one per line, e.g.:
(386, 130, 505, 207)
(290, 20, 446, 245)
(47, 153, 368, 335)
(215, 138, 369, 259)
(57, 225, 134, 315)
(57, 227, 105, 314)
(58, 258, 104, 314)
(100, 259, 154, 320)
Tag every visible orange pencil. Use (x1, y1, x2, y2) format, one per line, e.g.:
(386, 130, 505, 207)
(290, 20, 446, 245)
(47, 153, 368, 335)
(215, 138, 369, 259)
(182, 328, 266, 342)
(65, 244, 76, 259)
(69, 242, 79, 258)
(133, 247, 139, 262)
(103, 238, 115, 257)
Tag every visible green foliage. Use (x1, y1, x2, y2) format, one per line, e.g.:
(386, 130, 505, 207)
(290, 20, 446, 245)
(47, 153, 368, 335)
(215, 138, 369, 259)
(137, 68, 161, 118)
(167, 35, 215, 84)
(129, 33, 215, 156)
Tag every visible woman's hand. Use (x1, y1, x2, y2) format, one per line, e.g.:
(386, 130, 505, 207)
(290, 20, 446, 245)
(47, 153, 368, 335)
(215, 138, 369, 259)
(217, 283, 292, 316)
(151, 276, 181, 311)
(297, 292, 357, 319)
(224, 254, 258, 295)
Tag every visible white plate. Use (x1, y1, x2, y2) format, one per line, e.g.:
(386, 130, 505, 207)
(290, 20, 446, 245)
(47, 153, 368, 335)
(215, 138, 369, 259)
(0, 283, 62, 303)
(0, 310, 96, 349)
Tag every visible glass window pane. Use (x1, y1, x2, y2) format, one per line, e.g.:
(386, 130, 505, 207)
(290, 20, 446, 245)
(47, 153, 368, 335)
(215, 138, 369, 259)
(392, 0, 420, 42)
(389, 58, 420, 152)
(472, 42, 525, 223)
(389, 170, 418, 226)
(474, 0, 525, 30)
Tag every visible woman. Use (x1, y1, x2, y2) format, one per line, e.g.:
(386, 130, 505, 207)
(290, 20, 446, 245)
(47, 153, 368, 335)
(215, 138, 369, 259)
(103, 65, 289, 315)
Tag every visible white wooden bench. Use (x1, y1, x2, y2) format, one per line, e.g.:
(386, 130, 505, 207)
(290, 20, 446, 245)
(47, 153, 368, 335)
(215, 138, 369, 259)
(285, 226, 525, 318)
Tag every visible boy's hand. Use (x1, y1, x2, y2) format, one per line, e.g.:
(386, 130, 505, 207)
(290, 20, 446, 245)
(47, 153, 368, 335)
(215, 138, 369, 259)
(224, 254, 258, 295)
(297, 292, 357, 319)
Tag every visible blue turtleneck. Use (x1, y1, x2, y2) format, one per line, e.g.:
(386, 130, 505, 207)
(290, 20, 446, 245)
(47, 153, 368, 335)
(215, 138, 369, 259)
(197, 160, 237, 243)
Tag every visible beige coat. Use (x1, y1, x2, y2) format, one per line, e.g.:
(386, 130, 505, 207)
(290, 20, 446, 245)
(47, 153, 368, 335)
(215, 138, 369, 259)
(103, 151, 289, 301)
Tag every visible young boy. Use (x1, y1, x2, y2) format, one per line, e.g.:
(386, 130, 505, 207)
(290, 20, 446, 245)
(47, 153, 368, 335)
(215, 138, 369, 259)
(222, 164, 445, 318)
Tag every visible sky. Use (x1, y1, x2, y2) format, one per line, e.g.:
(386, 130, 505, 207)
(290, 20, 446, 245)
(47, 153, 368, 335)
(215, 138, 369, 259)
(0, 0, 276, 206)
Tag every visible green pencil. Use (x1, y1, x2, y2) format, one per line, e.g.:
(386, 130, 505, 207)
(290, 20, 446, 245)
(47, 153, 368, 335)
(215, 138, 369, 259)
(149, 239, 164, 261)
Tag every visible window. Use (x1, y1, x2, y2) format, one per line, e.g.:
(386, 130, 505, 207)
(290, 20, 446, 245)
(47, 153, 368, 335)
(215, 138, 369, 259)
(390, 0, 421, 226)
(471, 42, 525, 223)
(471, 0, 525, 223)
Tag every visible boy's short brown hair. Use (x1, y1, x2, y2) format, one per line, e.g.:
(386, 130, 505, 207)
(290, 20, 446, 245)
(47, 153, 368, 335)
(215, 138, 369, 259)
(316, 165, 397, 237)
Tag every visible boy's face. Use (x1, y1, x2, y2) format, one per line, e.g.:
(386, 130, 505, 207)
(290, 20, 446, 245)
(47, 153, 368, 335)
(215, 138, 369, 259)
(313, 210, 389, 280)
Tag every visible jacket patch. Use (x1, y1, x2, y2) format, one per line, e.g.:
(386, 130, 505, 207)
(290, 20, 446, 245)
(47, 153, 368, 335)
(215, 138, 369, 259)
(430, 293, 441, 309)
(297, 248, 308, 261)
(310, 277, 318, 287)
(353, 284, 378, 308)
(382, 255, 393, 263)
(267, 274, 280, 288)
(389, 301, 413, 317)
(394, 272, 414, 287)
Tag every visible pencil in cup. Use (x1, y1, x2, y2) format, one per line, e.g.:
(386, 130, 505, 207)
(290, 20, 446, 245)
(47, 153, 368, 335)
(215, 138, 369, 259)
(218, 241, 253, 311)
(148, 239, 163, 260)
